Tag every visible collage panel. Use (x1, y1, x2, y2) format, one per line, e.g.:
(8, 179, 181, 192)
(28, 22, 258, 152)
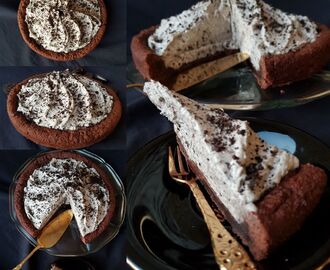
(0, 0, 126, 66)
(0, 149, 126, 270)
(0, 0, 127, 269)
(127, 0, 330, 269)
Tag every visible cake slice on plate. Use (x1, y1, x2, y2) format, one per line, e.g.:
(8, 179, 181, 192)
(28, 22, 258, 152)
(132, 0, 330, 89)
(143, 80, 327, 260)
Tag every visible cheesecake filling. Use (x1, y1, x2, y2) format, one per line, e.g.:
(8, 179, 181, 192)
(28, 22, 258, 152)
(17, 70, 113, 131)
(24, 158, 110, 237)
(148, 0, 317, 70)
(144, 81, 299, 223)
(25, 0, 101, 53)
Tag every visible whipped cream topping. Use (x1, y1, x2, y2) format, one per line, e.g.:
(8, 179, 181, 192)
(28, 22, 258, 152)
(144, 81, 299, 223)
(148, 0, 317, 70)
(25, 0, 101, 53)
(17, 70, 113, 131)
(24, 158, 110, 237)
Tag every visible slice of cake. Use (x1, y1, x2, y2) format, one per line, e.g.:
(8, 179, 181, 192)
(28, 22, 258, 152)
(143, 80, 327, 260)
(14, 151, 116, 244)
(132, 0, 330, 89)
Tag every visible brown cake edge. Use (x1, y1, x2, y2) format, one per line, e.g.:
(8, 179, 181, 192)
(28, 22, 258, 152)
(7, 72, 122, 150)
(177, 139, 327, 261)
(14, 150, 117, 243)
(17, 0, 108, 61)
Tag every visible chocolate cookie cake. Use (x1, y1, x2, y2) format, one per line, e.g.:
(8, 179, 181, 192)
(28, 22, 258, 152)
(143, 80, 328, 260)
(7, 70, 122, 149)
(18, 0, 107, 61)
(14, 151, 116, 244)
(132, 0, 330, 89)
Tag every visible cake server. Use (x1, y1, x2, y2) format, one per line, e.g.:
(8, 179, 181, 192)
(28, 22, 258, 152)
(13, 209, 73, 270)
(172, 52, 250, 91)
(168, 146, 256, 270)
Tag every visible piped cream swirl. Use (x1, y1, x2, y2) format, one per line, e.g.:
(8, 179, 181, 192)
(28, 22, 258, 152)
(25, 0, 101, 53)
(17, 70, 113, 131)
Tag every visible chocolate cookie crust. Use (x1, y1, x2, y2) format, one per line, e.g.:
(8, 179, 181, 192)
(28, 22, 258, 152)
(14, 151, 117, 243)
(7, 73, 122, 149)
(177, 139, 327, 261)
(131, 24, 330, 89)
(17, 0, 107, 61)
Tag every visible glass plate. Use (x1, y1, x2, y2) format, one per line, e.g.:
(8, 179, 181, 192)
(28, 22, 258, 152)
(9, 149, 126, 257)
(127, 62, 330, 110)
(126, 118, 330, 270)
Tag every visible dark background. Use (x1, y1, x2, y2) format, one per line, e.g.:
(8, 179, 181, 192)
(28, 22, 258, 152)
(0, 0, 126, 66)
(0, 66, 126, 150)
(0, 150, 128, 270)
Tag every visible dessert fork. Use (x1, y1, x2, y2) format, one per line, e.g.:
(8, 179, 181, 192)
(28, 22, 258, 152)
(168, 145, 256, 270)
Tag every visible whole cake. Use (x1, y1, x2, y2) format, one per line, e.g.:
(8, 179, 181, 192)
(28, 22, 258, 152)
(132, 0, 330, 89)
(14, 151, 116, 243)
(143, 80, 327, 260)
(7, 70, 122, 149)
(18, 0, 107, 61)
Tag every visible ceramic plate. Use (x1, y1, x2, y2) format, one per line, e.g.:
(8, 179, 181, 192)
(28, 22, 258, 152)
(9, 149, 126, 257)
(127, 118, 330, 270)
(127, 62, 330, 110)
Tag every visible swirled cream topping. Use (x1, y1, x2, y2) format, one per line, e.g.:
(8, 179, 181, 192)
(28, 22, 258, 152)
(144, 81, 299, 223)
(17, 70, 113, 131)
(148, 0, 317, 70)
(25, 0, 101, 53)
(24, 158, 110, 237)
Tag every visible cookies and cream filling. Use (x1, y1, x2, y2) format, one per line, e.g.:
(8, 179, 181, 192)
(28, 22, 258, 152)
(144, 81, 299, 223)
(24, 158, 110, 237)
(25, 0, 101, 53)
(148, 0, 317, 70)
(17, 70, 113, 131)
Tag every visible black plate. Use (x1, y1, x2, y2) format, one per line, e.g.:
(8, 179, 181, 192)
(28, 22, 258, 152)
(127, 118, 330, 270)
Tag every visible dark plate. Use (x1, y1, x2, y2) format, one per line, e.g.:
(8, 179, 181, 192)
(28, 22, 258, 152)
(126, 118, 330, 270)
(127, 62, 330, 110)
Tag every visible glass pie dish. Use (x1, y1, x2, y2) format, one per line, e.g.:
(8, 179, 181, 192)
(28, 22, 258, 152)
(9, 149, 126, 257)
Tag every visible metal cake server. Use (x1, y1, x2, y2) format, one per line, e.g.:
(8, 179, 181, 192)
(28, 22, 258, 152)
(172, 52, 250, 91)
(168, 146, 256, 270)
(13, 209, 73, 270)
